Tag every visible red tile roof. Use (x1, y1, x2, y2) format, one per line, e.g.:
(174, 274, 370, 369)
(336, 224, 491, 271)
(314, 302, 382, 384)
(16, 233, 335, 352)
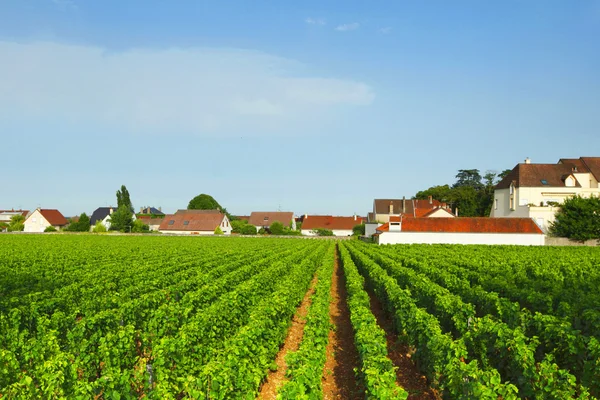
(138, 216, 164, 225)
(0, 209, 29, 217)
(39, 209, 68, 226)
(374, 198, 447, 216)
(248, 212, 294, 227)
(376, 217, 543, 234)
(159, 211, 226, 232)
(497, 157, 600, 189)
(302, 215, 363, 231)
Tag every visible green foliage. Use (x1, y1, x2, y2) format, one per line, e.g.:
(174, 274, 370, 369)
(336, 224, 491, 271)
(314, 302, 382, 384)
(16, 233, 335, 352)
(352, 224, 365, 236)
(66, 213, 91, 232)
(44, 226, 57, 232)
(296, 221, 302, 231)
(231, 219, 246, 233)
(92, 220, 107, 233)
(116, 185, 134, 213)
(269, 221, 285, 235)
(240, 224, 257, 235)
(131, 219, 150, 233)
(188, 194, 221, 211)
(550, 195, 600, 241)
(7, 214, 25, 232)
(258, 227, 266, 234)
(214, 226, 224, 235)
(415, 168, 507, 216)
(0, 222, 7, 231)
(278, 246, 335, 399)
(108, 206, 133, 232)
(312, 228, 334, 236)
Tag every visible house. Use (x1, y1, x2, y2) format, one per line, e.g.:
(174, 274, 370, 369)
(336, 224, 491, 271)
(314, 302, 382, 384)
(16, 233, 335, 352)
(365, 197, 454, 237)
(375, 217, 545, 246)
(370, 196, 452, 223)
(136, 215, 164, 231)
(90, 207, 117, 231)
(490, 157, 600, 232)
(247, 211, 296, 232)
(159, 209, 232, 235)
(0, 209, 30, 224)
(138, 206, 165, 216)
(301, 215, 363, 236)
(24, 208, 68, 232)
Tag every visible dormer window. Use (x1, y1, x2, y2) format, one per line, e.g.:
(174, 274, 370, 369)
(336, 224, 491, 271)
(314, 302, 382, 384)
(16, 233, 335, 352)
(168, 220, 175, 225)
(565, 176, 575, 187)
(183, 221, 189, 225)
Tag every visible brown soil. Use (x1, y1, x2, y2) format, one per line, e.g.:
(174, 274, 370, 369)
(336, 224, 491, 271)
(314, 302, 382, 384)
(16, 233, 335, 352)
(257, 275, 318, 399)
(367, 291, 441, 400)
(322, 251, 362, 400)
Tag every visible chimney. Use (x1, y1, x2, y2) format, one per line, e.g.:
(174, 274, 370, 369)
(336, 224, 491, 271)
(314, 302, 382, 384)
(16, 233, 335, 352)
(109, 207, 113, 214)
(525, 157, 531, 164)
(428, 195, 432, 205)
(455, 207, 459, 217)
(354, 214, 357, 221)
(402, 196, 406, 213)
(304, 214, 307, 219)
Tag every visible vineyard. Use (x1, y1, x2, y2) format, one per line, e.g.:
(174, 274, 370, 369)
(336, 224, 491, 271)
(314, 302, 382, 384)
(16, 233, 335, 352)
(1, 235, 600, 399)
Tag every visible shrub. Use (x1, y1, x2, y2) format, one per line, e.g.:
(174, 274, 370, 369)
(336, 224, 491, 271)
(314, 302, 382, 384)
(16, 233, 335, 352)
(269, 221, 285, 235)
(44, 226, 57, 232)
(352, 224, 365, 236)
(550, 195, 600, 241)
(7, 215, 25, 232)
(66, 213, 91, 232)
(231, 219, 247, 234)
(240, 224, 257, 235)
(92, 221, 107, 233)
(214, 226, 224, 235)
(131, 219, 150, 233)
(258, 227, 267, 235)
(313, 229, 334, 236)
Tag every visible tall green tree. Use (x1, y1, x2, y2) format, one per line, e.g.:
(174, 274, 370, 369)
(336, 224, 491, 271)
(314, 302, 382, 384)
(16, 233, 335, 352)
(550, 195, 600, 241)
(453, 169, 484, 190)
(188, 193, 232, 219)
(109, 206, 133, 232)
(67, 213, 91, 232)
(116, 185, 134, 213)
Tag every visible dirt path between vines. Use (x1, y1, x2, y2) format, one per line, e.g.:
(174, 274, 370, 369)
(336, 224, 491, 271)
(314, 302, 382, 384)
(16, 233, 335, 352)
(367, 292, 441, 400)
(322, 250, 362, 400)
(257, 274, 318, 399)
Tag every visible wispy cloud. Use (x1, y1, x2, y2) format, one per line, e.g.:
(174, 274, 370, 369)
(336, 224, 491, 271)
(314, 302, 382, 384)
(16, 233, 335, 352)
(335, 22, 360, 32)
(378, 27, 392, 34)
(305, 17, 326, 26)
(0, 41, 374, 137)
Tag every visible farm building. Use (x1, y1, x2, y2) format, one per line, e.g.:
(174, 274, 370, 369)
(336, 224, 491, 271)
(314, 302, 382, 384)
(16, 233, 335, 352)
(370, 196, 452, 223)
(374, 217, 545, 246)
(248, 211, 296, 232)
(159, 209, 232, 235)
(301, 215, 363, 236)
(23, 208, 68, 232)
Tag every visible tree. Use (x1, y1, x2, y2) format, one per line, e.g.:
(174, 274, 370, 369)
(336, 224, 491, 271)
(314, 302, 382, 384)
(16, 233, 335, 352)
(550, 195, 600, 241)
(269, 221, 285, 235)
(67, 213, 91, 232)
(0, 222, 7, 231)
(214, 226, 224, 235)
(116, 185, 134, 213)
(44, 226, 57, 232)
(498, 169, 512, 181)
(7, 214, 25, 232)
(188, 194, 222, 211)
(231, 219, 247, 234)
(352, 224, 365, 236)
(109, 206, 133, 232)
(415, 185, 454, 204)
(453, 169, 484, 190)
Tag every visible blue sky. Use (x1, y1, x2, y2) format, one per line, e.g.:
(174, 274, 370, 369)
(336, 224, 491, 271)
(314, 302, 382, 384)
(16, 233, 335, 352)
(1, 0, 599, 217)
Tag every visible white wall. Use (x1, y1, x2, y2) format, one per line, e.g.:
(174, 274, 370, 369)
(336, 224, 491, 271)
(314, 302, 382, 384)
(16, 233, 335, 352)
(377, 231, 545, 246)
(365, 223, 381, 237)
(302, 229, 353, 237)
(24, 210, 51, 233)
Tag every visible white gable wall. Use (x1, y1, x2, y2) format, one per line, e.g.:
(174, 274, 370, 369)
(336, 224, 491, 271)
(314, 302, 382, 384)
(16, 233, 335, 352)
(24, 209, 51, 233)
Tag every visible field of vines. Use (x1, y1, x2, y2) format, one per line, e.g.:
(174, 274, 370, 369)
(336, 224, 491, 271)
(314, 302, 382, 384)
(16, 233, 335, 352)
(1, 235, 600, 399)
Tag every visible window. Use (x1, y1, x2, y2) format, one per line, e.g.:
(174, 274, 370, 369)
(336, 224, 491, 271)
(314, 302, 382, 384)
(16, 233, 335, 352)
(264, 217, 269, 221)
(541, 179, 549, 185)
(168, 220, 175, 225)
(183, 221, 189, 225)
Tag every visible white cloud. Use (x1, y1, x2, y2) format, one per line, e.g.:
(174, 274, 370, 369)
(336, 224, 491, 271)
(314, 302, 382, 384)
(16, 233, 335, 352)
(305, 17, 326, 26)
(378, 27, 392, 34)
(335, 22, 360, 32)
(0, 41, 374, 137)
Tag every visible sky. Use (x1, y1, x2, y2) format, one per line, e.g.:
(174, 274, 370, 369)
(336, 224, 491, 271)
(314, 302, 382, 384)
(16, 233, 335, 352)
(1, 0, 599, 217)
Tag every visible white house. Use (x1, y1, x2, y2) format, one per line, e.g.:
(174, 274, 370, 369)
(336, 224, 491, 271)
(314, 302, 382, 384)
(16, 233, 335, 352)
(301, 215, 363, 236)
(89, 206, 137, 231)
(24, 208, 68, 232)
(375, 217, 545, 246)
(159, 209, 232, 235)
(490, 157, 600, 232)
